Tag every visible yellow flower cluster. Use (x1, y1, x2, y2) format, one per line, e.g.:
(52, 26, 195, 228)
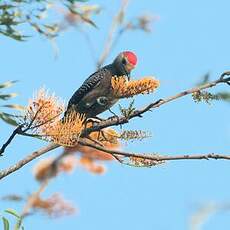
(111, 76, 160, 98)
(45, 111, 85, 146)
(24, 88, 85, 146)
(26, 87, 64, 130)
(33, 156, 79, 182)
(31, 193, 75, 217)
(64, 127, 120, 161)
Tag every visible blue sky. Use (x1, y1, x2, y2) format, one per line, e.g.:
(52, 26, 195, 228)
(1, 0, 230, 229)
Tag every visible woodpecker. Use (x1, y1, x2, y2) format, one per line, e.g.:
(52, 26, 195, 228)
(65, 51, 137, 118)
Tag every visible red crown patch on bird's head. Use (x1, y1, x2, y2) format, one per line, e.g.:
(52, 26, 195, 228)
(123, 51, 137, 66)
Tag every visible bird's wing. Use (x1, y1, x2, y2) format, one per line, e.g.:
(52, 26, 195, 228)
(67, 67, 110, 110)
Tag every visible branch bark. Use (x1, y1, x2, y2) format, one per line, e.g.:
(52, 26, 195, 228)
(0, 143, 59, 180)
(78, 138, 230, 162)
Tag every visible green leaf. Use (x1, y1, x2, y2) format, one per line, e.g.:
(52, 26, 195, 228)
(0, 4, 16, 10)
(81, 15, 97, 28)
(2, 217, 9, 230)
(0, 30, 28, 42)
(1, 104, 25, 110)
(0, 112, 19, 126)
(0, 80, 17, 89)
(14, 219, 22, 230)
(4, 209, 20, 219)
(68, 0, 89, 3)
(66, 5, 98, 28)
(0, 93, 18, 100)
(119, 99, 136, 118)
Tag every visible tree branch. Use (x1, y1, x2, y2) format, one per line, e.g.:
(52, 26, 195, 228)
(0, 72, 229, 179)
(78, 139, 230, 162)
(0, 143, 59, 180)
(96, 0, 129, 69)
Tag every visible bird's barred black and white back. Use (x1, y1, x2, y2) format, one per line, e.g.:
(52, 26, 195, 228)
(66, 66, 111, 110)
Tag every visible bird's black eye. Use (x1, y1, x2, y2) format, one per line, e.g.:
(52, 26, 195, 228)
(122, 58, 127, 65)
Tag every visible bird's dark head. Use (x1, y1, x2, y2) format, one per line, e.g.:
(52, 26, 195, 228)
(113, 51, 137, 79)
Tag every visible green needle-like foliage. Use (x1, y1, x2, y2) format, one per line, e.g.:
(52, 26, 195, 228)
(0, 80, 22, 126)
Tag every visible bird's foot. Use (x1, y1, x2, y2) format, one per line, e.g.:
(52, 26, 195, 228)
(85, 117, 104, 128)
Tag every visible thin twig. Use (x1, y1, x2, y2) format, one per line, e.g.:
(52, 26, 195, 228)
(0, 103, 60, 156)
(28, 111, 62, 130)
(96, 0, 129, 69)
(14, 179, 50, 229)
(0, 125, 23, 156)
(21, 179, 49, 218)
